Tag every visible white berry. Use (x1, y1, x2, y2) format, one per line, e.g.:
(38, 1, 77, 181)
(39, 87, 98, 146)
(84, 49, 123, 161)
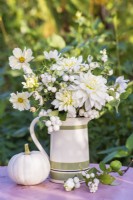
(48, 126, 53, 133)
(79, 109, 85, 116)
(45, 120, 52, 127)
(50, 116, 56, 122)
(51, 87, 57, 93)
(90, 173, 95, 178)
(86, 174, 90, 179)
(53, 125, 60, 131)
(63, 75, 69, 82)
(69, 76, 75, 82)
(75, 182, 80, 188)
(73, 177, 79, 184)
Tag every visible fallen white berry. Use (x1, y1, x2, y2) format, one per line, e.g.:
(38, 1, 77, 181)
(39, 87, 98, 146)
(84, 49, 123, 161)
(73, 177, 80, 184)
(75, 182, 80, 189)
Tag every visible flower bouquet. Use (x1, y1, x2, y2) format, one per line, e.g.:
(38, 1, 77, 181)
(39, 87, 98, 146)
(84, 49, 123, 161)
(9, 47, 129, 183)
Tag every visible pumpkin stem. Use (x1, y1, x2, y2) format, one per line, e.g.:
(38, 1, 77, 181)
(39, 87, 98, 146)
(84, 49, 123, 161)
(24, 143, 30, 155)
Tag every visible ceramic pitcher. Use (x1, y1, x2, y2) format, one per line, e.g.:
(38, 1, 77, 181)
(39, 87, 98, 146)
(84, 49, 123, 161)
(30, 117, 89, 183)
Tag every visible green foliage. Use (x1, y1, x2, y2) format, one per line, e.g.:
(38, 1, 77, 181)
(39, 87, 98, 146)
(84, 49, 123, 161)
(0, 0, 133, 165)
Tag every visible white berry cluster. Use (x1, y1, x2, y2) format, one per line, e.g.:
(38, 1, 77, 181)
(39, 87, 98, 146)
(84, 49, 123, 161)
(45, 116, 62, 133)
(39, 109, 52, 117)
(41, 73, 57, 93)
(79, 109, 99, 120)
(82, 171, 100, 193)
(63, 74, 75, 82)
(41, 73, 56, 84)
(64, 177, 80, 192)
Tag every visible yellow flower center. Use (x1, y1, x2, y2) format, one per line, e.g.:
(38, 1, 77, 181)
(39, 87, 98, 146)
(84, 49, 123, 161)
(18, 98, 24, 103)
(86, 79, 97, 90)
(19, 57, 25, 63)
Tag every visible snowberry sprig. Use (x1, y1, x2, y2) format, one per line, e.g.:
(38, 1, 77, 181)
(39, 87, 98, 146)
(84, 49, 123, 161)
(64, 176, 80, 192)
(45, 116, 62, 133)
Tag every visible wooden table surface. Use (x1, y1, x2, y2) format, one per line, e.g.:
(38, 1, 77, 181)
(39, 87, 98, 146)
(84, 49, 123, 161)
(0, 165, 133, 200)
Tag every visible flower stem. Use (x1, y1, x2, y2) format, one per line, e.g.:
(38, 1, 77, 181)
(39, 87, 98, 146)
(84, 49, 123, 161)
(24, 144, 30, 155)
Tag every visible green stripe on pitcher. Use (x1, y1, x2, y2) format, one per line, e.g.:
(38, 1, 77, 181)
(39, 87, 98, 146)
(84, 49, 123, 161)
(50, 160, 89, 170)
(50, 170, 84, 181)
(60, 124, 87, 130)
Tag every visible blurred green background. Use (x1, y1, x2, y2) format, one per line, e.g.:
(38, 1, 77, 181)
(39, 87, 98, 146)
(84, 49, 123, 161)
(0, 0, 133, 165)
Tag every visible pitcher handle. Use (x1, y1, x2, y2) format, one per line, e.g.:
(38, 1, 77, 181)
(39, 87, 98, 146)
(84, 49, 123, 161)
(29, 117, 49, 160)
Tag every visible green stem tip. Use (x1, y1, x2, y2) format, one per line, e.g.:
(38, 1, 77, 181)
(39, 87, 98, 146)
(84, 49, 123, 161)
(24, 143, 30, 155)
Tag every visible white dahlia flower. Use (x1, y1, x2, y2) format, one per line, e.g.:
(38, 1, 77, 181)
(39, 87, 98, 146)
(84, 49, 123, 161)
(75, 72, 109, 111)
(9, 92, 30, 111)
(9, 48, 34, 74)
(52, 90, 79, 115)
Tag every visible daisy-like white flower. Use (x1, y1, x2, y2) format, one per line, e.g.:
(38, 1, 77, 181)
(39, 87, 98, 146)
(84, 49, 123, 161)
(9, 48, 34, 74)
(115, 76, 129, 94)
(44, 50, 60, 61)
(52, 89, 79, 115)
(51, 56, 83, 73)
(9, 92, 30, 111)
(75, 72, 109, 111)
(22, 74, 39, 89)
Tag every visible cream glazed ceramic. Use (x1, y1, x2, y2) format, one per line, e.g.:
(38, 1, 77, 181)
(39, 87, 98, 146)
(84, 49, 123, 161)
(30, 117, 90, 183)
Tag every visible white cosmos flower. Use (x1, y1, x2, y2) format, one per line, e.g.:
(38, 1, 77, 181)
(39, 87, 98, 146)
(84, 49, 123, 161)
(51, 56, 83, 73)
(9, 48, 34, 74)
(44, 50, 60, 61)
(52, 89, 79, 115)
(22, 74, 39, 89)
(115, 76, 129, 94)
(9, 92, 30, 111)
(75, 72, 109, 111)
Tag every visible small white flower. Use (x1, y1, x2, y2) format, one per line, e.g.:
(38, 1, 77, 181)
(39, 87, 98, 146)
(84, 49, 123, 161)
(73, 177, 80, 184)
(9, 92, 30, 111)
(9, 48, 34, 74)
(22, 74, 39, 89)
(88, 181, 92, 186)
(89, 62, 100, 70)
(100, 49, 108, 63)
(115, 76, 129, 94)
(44, 50, 61, 61)
(33, 91, 43, 106)
(48, 86, 52, 91)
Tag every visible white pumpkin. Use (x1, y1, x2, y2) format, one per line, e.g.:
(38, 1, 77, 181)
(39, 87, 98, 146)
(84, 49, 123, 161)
(8, 144, 50, 185)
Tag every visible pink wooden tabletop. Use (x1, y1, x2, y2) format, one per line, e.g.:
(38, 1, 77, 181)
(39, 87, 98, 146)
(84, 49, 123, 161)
(0, 164, 133, 200)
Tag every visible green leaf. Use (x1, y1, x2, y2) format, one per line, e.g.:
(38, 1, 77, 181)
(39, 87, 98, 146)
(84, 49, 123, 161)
(99, 161, 106, 171)
(88, 167, 100, 174)
(39, 116, 49, 121)
(98, 146, 126, 154)
(47, 34, 66, 49)
(49, 110, 59, 116)
(126, 133, 133, 152)
(58, 111, 67, 121)
(12, 127, 28, 138)
(120, 87, 132, 100)
(99, 174, 115, 185)
(115, 150, 129, 158)
(103, 151, 118, 163)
